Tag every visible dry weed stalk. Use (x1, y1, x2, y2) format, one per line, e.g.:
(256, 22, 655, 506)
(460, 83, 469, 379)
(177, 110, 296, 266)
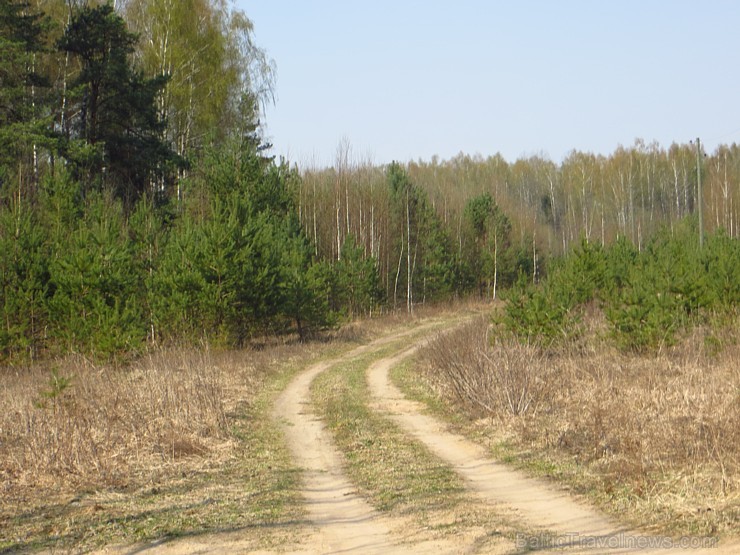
(481, 338, 544, 416)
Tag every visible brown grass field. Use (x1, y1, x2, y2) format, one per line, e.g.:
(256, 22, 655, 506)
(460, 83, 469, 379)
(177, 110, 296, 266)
(0, 310, 434, 552)
(0, 335, 343, 551)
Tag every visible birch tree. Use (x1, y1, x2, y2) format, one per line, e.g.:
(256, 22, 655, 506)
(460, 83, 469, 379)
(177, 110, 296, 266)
(123, 0, 275, 184)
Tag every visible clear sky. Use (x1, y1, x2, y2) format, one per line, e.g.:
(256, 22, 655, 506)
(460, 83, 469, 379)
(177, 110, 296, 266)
(239, 1, 740, 167)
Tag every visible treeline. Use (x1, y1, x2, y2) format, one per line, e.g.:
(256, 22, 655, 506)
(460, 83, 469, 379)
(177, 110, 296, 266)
(1, 144, 354, 358)
(3, 142, 522, 360)
(297, 140, 740, 319)
(1, 0, 274, 203)
(0, 0, 532, 360)
(299, 140, 740, 286)
(0, 0, 328, 359)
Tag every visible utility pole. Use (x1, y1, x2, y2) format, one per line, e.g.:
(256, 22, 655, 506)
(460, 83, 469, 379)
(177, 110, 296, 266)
(695, 137, 704, 248)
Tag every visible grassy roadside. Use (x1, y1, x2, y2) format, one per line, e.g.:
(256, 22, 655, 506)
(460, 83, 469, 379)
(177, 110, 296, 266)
(0, 338, 357, 554)
(310, 333, 519, 549)
(391, 321, 739, 541)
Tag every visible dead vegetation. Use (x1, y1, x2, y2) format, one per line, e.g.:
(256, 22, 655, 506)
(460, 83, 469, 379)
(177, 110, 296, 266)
(417, 315, 740, 537)
(422, 322, 544, 417)
(0, 312, 432, 552)
(1, 349, 231, 493)
(0, 337, 343, 551)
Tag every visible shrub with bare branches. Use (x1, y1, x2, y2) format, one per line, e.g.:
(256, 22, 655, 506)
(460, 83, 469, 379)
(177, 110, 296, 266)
(422, 318, 544, 417)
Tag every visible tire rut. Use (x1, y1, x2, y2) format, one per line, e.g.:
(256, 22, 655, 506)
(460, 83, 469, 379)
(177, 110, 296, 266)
(110, 318, 734, 554)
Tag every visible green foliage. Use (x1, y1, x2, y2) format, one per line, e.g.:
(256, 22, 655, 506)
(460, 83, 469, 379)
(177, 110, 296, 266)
(128, 195, 168, 330)
(418, 216, 457, 302)
(387, 161, 412, 199)
(464, 193, 495, 237)
(334, 235, 382, 318)
(0, 1, 342, 359)
(607, 264, 681, 352)
(463, 192, 514, 296)
(35, 368, 72, 409)
(0, 198, 48, 359)
(547, 239, 607, 307)
(502, 274, 575, 342)
(386, 161, 462, 306)
(701, 230, 740, 309)
(603, 236, 638, 296)
(606, 224, 707, 351)
(123, 0, 275, 158)
(504, 224, 740, 353)
(58, 3, 179, 202)
(0, 152, 341, 359)
(46, 191, 145, 356)
(151, 147, 332, 346)
(501, 239, 606, 343)
(0, 0, 54, 184)
(280, 235, 334, 340)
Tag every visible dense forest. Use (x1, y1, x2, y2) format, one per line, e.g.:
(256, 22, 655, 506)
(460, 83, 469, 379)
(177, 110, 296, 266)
(1, 0, 738, 361)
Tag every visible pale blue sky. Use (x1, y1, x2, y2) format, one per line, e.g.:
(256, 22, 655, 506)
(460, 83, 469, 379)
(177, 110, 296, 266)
(240, 1, 740, 166)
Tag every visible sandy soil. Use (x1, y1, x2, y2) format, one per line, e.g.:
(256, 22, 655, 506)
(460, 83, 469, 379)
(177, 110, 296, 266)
(266, 323, 503, 554)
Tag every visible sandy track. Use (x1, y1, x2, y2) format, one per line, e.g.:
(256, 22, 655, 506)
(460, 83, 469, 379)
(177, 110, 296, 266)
(367, 347, 619, 536)
(269, 320, 630, 554)
(103, 323, 465, 555)
(271, 349, 394, 554)
(269, 322, 473, 554)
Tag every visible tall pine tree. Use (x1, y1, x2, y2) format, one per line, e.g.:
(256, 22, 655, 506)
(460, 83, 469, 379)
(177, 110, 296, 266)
(57, 3, 178, 204)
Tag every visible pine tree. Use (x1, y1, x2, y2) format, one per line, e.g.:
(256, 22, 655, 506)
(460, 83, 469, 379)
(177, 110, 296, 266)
(57, 3, 178, 203)
(464, 193, 512, 299)
(335, 235, 382, 318)
(0, 0, 54, 198)
(0, 196, 48, 359)
(46, 190, 145, 356)
(419, 215, 456, 302)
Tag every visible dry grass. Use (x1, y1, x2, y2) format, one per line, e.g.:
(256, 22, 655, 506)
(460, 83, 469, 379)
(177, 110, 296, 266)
(1, 349, 230, 493)
(422, 320, 545, 417)
(0, 337, 332, 551)
(310, 337, 519, 549)
(0, 310, 429, 496)
(417, 315, 740, 538)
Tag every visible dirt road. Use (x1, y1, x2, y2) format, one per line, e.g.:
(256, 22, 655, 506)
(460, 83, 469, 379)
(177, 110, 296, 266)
(270, 341, 397, 554)
(110, 319, 735, 554)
